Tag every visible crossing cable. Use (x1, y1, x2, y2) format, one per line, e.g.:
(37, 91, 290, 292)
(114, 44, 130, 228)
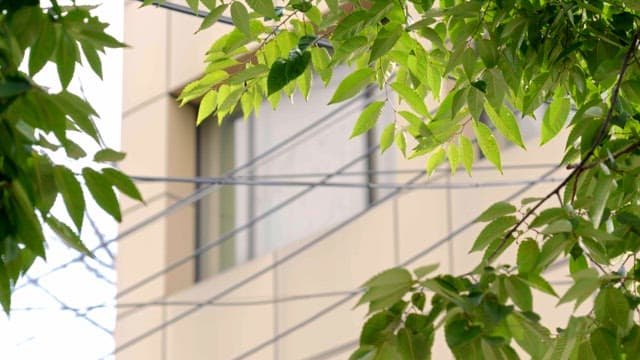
(106, 169, 429, 358)
(26, 276, 112, 336)
(128, 176, 566, 190)
(16, 92, 367, 292)
(231, 165, 562, 360)
(115, 143, 381, 304)
(86, 213, 116, 263)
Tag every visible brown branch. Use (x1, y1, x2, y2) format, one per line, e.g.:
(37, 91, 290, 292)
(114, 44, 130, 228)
(486, 28, 640, 263)
(565, 139, 640, 170)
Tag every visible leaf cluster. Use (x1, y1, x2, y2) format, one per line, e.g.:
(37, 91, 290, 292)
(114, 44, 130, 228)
(162, 0, 640, 357)
(0, 2, 141, 313)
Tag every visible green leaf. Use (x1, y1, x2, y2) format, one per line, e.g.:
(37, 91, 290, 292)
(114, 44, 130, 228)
(594, 287, 630, 330)
(102, 168, 144, 203)
(364, 268, 412, 288)
(56, 30, 79, 89)
(83, 168, 121, 222)
(396, 131, 407, 158)
(0, 78, 31, 97)
(378, 124, 395, 155)
(467, 86, 485, 121)
(201, 0, 216, 10)
(246, 0, 276, 18)
(426, 147, 446, 176)
(534, 233, 567, 273)
(64, 139, 87, 159)
(329, 68, 375, 104)
(484, 102, 525, 149)
(484, 69, 507, 110)
(476, 38, 498, 68)
(186, 0, 199, 13)
(473, 121, 502, 172)
(267, 58, 289, 95)
(266, 52, 311, 96)
(351, 101, 386, 139)
(505, 276, 533, 311)
(369, 25, 402, 64)
(541, 91, 571, 145)
(310, 47, 332, 85)
(523, 274, 557, 297)
(197, 90, 217, 125)
(10, 180, 46, 258)
(414, 264, 438, 278)
(471, 216, 517, 253)
(197, 4, 229, 33)
(32, 154, 57, 215)
(589, 174, 613, 228)
(360, 312, 395, 346)
(507, 312, 551, 359)
(94, 148, 126, 163)
(46, 216, 94, 258)
(52, 91, 100, 143)
(0, 266, 10, 314)
(590, 327, 619, 360)
(29, 18, 56, 76)
(53, 165, 85, 231)
(445, 317, 481, 348)
(558, 268, 600, 307)
(391, 82, 430, 118)
(459, 136, 474, 176)
(541, 219, 573, 234)
(230, 2, 251, 37)
(81, 40, 103, 78)
(530, 208, 567, 228)
(476, 202, 517, 222)
(358, 268, 413, 313)
(447, 142, 460, 174)
(397, 326, 433, 360)
(517, 239, 540, 275)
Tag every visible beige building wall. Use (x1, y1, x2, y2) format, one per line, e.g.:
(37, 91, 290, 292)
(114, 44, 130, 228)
(117, 2, 576, 359)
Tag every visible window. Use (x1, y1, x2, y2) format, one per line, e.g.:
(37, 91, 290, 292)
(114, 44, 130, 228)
(195, 67, 395, 280)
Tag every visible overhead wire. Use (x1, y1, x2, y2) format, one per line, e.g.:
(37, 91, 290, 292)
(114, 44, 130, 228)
(133, 163, 559, 180)
(127, 176, 566, 189)
(106, 169, 428, 357)
(12, 290, 361, 313)
(25, 276, 112, 336)
(230, 164, 562, 359)
(115, 143, 381, 303)
(16, 91, 369, 293)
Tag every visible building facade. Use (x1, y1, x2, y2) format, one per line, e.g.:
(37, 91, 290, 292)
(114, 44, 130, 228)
(116, 2, 575, 359)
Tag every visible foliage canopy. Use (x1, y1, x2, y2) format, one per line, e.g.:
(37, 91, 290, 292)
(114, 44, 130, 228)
(173, 0, 640, 358)
(3, 0, 640, 358)
(0, 0, 141, 314)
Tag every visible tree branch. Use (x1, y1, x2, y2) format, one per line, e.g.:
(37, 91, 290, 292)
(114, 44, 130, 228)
(486, 28, 640, 263)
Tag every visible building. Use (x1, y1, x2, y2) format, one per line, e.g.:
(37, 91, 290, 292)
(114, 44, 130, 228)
(115, 1, 574, 359)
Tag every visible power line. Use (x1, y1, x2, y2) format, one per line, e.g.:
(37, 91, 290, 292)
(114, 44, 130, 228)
(106, 169, 427, 358)
(129, 163, 559, 182)
(230, 165, 561, 359)
(115, 144, 380, 302)
(16, 92, 368, 293)
(86, 213, 115, 264)
(12, 290, 360, 313)
(128, 176, 566, 189)
(25, 276, 112, 336)
(188, 163, 559, 180)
